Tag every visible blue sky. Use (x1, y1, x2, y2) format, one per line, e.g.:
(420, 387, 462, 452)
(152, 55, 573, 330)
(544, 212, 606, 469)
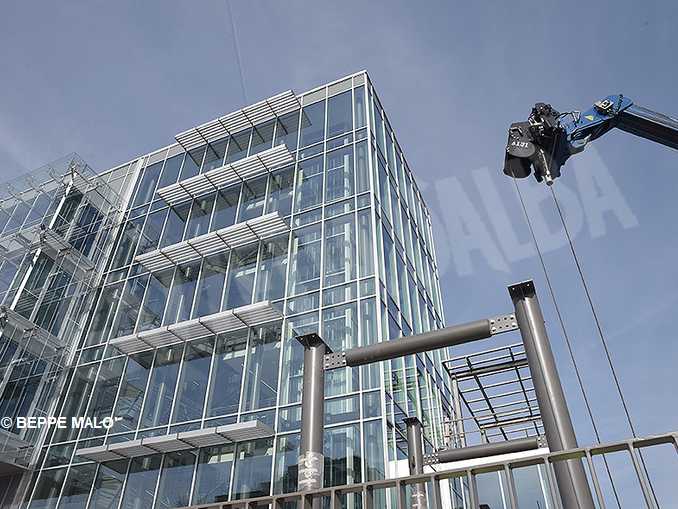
(1, 0, 676, 498)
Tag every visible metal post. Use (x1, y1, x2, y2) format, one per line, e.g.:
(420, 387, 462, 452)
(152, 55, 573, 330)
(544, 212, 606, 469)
(297, 334, 328, 507)
(509, 280, 595, 509)
(404, 417, 428, 509)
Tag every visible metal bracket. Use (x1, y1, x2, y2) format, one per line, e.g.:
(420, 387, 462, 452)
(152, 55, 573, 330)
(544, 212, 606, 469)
(323, 351, 347, 370)
(489, 314, 518, 335)
(423, 453, 438, 466)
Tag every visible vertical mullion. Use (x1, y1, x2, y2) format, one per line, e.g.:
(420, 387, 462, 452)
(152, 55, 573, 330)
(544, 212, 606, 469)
(585, 450, 607, 509)
(502, 465, 519, 509)
(628, 444, 659, 509)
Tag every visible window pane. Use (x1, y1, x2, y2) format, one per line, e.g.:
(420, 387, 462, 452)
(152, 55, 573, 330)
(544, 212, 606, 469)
(202, 138, 228, 172)
(154, 451, 196, 509)
(324, 214, 356, 286)
(327, 90, 352, 137)
(193, 444, 234, 504)
(111, 217, 144, 269)
(289, 225, 321, 295)
(57, 463, 96, 509)
(249, 120, 275, 155)
(294, 156, 323, 212)
(265, 167, 294, 216)
(355, 141, 369, 193)
(324, 424, 362, 487)
(254, 234, 289, 302)
(241, 323, 281, 411)
(211, 186, 240, 231)
(173, 337, 214, 423)
(141, 345, 182, 428)
(30, 468, 67, 509)
(354, 86, 366, 129)
(120, 456, 162, 509)
(82, 358, 125, 439)
(137, 269, 173, 331)
(207, 331, 247, 417)
(137, 209, 166, 255)
(232, 438, 274, 499)
(226, 130, 251, 163)
(237, 177, 267, 222)
(224, 245, 258, 310)
(325, 146, 354, 202)
(180, 147, 205, 180)
(363, 420, 385, 481)
(274, 111, 299, 151)
(132, 162, 162, 207)
(87, 283, 123, 346)
(273, 433, 299, 494)
(300, 100, 326, 147)
(111, 351, 154, 434)
(158, 154, 183, 189)
(111, 275, 148, 338)
(357, 209, 374, 277)
(186, 194, 215, 239)
(193, 254, 228, 318)
(164, 262, 200, 325)
(160, 203, 189, 247)
(88, 460, 128, 509)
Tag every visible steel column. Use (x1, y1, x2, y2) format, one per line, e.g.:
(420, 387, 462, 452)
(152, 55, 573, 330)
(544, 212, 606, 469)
(296, 334, 329, 508)
(509, 280, 595, 508)
(404, 417, 428, 509)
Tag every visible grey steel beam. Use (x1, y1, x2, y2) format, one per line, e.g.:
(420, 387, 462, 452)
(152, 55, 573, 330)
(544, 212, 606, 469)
(404, 417, 428, 509)
(296, 334, 329, 508)
(325, 316, 517, 370)
(509, 280, 595, 509)
(424, 436, 544, 465)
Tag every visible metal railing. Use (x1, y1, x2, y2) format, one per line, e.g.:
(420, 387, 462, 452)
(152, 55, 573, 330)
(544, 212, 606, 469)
(177, 431, 677, 509)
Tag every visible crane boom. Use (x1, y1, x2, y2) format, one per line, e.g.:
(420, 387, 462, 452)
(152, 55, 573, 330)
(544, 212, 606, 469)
(503, 94, 678, 184)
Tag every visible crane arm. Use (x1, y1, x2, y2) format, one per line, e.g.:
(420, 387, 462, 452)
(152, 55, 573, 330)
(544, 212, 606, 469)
(503, 94, 678, 184)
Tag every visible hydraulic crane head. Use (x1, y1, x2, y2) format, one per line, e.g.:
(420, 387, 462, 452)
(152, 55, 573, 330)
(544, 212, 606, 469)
(503, 102, 571, 185)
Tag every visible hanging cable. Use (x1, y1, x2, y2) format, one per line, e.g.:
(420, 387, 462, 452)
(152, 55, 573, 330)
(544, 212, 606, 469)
(225, 0, 248, 105)
(548, 185, 660, 507)
(509, 175, 622, 508)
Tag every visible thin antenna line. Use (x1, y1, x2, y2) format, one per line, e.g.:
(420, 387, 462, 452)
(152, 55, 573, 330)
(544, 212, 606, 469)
(225, 0, 248, 105)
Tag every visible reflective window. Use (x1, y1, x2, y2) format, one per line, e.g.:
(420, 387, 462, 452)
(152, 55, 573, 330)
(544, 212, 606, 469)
(238, 176, 267, 222)
(193, 254, 227, 318)
(357, 210, 374, 277)
(29, 468, 67, 509)
(120, 456, 162, 509)
(192, 444, 234, 504)
(57, 464, 96, 509)
(173, 337, 213, 423)
(53, 365, 97, 442)
(180, 147, 205, 180)
(266, 167, 294, 216)
(294, 156, 323, 212)
(158, 154, 183, 189)
(137, 209, 166, 255)
(231, 438, 274, 499)
(300, 100, 326, 147)
(186, 194, 215, 239)
(249, 120, 275, 155)
(327, 90, 353, 138)
(289, 224, 321, 295)
(111, 275, 147, 338)
(112, 351, 153, 434)
(212, 186, 240, 230)
(324, 424, 362, 489)
(207, 331, 247, 417)
(224, 245, 258, 309)
(133, 162, 163, 207)
(160, 203, 189, 248)
(273, 433, 299, 494)
(241, 323, 281, 411)
(111, 217, 144, 269)
(254, 234, 289, 302)
(324, 214, 356, 286)
(141, 345, 181, 428)
(354, 86, 367, 129)
(274, 111, 299, 150)
(82, 357, 124, 439)
(154, 451, 197, 509)
(164, 262, 199, 325)
(355, 141, 369, 193)
(325, 146, 354, 202)
(202, 138, 228, 172)
(226, 130, 251, 163)
(88, 460, 128, 509)
(137, 269, 173, 331)
(87, 283, 123, 346)
(363, 419, 385, 481)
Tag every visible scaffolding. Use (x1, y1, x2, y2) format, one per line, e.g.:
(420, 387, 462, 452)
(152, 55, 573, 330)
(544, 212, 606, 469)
(0, 153, 122, 471)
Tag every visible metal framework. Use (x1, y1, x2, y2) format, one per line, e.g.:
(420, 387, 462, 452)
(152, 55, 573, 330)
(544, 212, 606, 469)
(173, 431, 677, 509)
(443, 342, 543, 444)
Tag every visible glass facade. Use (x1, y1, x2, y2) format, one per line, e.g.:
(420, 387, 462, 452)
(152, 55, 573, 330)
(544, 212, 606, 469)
(8, 72, 454, 509)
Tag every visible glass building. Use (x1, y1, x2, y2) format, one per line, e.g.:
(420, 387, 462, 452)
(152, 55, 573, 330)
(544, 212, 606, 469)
(2, 71, 457, 508)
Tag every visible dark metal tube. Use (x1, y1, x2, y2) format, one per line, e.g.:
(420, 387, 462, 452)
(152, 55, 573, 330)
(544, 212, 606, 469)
(297, 334, 328, 502)
(426, 436, 542, 465)
(344, 319, 491, 367)
(404, 417, 428, 509)
(509, 280, 595, 509)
